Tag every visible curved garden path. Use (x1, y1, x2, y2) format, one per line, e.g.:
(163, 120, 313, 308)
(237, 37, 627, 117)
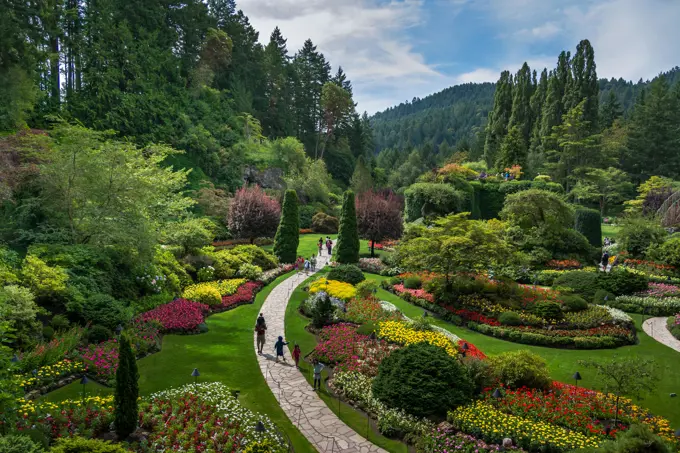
(642, 317, 680, 353)
(255, 248, 386, 453)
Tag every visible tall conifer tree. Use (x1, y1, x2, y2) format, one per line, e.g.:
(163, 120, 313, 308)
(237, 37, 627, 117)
(336, 190, 360, 264)
(273, 190, 300, 263)
(483, 70, 513, 168)
(114, 333, 139, 439)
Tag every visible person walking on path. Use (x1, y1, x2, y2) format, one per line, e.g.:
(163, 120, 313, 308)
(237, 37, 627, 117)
(304, 258, 311, 275)
(601, 251, 610, 270)
(274, 336, 288, 362)
(318, 239, 323, 256)
(292, 343, 301, 369)
(326, 238, 332, 256)
(255, 313, 267, 355)
(310, 255, 317, 272)
(312, 359, 325, 390)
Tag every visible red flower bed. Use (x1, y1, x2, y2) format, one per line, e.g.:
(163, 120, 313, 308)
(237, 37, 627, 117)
(447, 307, 500, 326)
(393, 284, 435, 303)
(138, 299, 209, 333)
(457, 340, 486, 359)
(546, 259, 581, 270)
(217, 281, 262, 310)
(299, 228, 313, 234)
(514, 325, 634, 339)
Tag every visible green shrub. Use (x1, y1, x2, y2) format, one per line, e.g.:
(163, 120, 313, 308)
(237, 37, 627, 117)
(87, 324, 113, 343)
(533, 301, 564, 321)
(311, 293, 335, 328)
(130, 292, 173, 315)
(41, 326, 54, 340)
(71, 293, 132, 330)
(336, 190, 360, 264)
(21, 255, 69, 300)
(274, 190, 300, 264)
(553, 271, 601, 299)
(574, 208, 602, 247)
(242, 440, 281, 453)
(572, 423, 672, 453)
(238, 263, 263, 280)
(196, 266, 215, 282)
(50, 314, 69, 331)
(498, 311, 522, 326)
(356, 280, 378, 297)
(0, 434, 44, 453)
(561, 294, 588, 312)
(592, 289, 615, 305)
(114, 333, 139, 439)
(404, 183, 463, 222)
(312, 212, 339, 234)
(299, 205, 317, 229)
(403, 276, 422, 289)
(327, 264, 365, 285)
(619, 216, 667, 258)
(598, 269, 649, 296)
(388, 276, 401, 286)
(356, 322, 377, 336)
(487, 350, 550, 389)
(647, 236, 680, 268)
(230, 245, 278, 270)
(49, 437, 129, 453)
(372, 342, 474, 418)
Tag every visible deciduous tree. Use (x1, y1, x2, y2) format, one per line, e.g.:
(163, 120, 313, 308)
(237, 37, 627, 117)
(227, 185, 281, 243)
(356, 191, 403, 257)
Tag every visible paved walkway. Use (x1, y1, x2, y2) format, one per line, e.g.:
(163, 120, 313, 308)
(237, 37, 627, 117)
(255, 248, 386, 453)
(643, 317, 680, 353)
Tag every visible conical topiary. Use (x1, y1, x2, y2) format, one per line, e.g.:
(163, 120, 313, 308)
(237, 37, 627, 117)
(114, 333, 139, 439)
(336, 190, 360, 264)
(274, 190, 300, 263)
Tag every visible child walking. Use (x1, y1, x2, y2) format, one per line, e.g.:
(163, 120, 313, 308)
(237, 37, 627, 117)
(312, 359, 325, 390)
(274, 336, 288, 362)
(292, 343, 301, 369)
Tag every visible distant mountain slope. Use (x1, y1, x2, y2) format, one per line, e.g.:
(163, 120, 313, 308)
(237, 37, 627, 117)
(371, 66, 680, 153)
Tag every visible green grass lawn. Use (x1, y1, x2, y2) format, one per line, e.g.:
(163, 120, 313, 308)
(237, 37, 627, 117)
(365, 274, 680, 429)
(262, 234, 384, 260)
(601, 224, 620, 241)
(285, 270, 408, 453)
(42, 273, 316, 453)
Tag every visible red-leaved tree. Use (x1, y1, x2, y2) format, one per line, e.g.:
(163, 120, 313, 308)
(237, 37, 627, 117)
(227, 185, 281, 243)
(356, 190, 404, 257)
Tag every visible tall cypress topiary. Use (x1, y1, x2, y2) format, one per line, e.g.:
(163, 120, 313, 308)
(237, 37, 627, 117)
(114, 333, 139, 439)
(274, 190, 300, 263)
(336, 190, 360, 263)
(575, 207, 602, 247)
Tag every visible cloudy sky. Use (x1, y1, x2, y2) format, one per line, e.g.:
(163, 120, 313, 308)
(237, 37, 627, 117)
(236, 0, 680, 114)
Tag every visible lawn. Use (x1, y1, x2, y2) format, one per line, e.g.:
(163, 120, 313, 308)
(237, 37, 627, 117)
(284, 270, 408, 453)
(262, 233, 384, 260)
(365, 274, 680, 429)
(601, 223, 620, 241)
(42, 273, 316, 453)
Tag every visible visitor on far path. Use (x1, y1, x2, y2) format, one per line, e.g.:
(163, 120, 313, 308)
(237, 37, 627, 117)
(310, 255, 317, 272)
(601, 251, 610, 270)
(255, 313, 267, 355)
(304, 258, 311, 274)
(326, 238, 332, 255)
(292, 343, 301, 369)
(274, 336, 289, 362)
(318, 238, 323, 256)
(312, 359, 325, 390)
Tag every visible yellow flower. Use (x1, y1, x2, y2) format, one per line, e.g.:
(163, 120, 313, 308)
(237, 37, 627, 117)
(309, 278, 357, 301)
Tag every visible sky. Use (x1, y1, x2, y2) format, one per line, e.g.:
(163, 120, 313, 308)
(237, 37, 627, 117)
(235, 0, 680, 115)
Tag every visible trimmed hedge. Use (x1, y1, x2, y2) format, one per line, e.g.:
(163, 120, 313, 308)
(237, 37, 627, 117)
(575, 207, 602, 247)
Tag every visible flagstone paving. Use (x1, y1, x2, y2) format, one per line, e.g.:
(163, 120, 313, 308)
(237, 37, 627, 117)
(643, 316, 680, 353)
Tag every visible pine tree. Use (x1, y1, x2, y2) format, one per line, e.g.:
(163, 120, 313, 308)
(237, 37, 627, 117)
(483, 71, 513, 168)
(336, 190, 359, 264)
(496, 126, 527, 170)
(527, 68, 549, 175)
(273, 189, 300, 263)
(350, 156, 374, 194)
(600, 91, 623, 130)
(564, 40, 599, 132)
(508, 62, 533, 145)
(262, 27, 294, 138)
(294, 39, 331, 154)
(114, 333, 139, 439)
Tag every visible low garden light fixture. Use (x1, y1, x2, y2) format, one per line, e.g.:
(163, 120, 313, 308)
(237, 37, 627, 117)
(423, 311, 428, 317)
(369, 331, 377, 341)
(492, 388, 502, 399)
(461, 342, 469, 358)
(573, 372, 582, 387)
(675, 428, 680, 437)
(10, 354, 18, 363)
(80, 375, 89, 401)
(115, 324, 123, 336)
(671, 393, 677, 397)
(32, 369, 37, 376)
(191, 368, 200, 385)
(255, 421, 266, 434)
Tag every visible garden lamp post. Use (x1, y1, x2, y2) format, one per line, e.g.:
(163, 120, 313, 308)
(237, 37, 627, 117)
(32, 369, 37, 377)
(115, 324, 123, 336)
(80, 375, 89, 401)
(10, 354, 18, 363)
(461, 342, 469, 358)
(572, 372, 582, 388)
(191, 368, 200, 387)
(423, 311, 428, 318)
(255, 420, 292, 452)
(369, 331, 377, 341)
(492, 388, 502, 408)
(675, 428, 680, 437)
(255, 421, 266, 434)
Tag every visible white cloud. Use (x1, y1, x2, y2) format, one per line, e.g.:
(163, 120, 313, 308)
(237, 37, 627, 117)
(516, 22, 561, 39)
(236, 0, 446, 113)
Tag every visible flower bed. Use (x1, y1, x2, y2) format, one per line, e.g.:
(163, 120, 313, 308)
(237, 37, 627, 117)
(79, 339, 120, 381)
(668, 314, 680, 340)
(183, 278, 246, 301)
(546, 259, 581, 270)
(309, 278, 357, 300)
(449, 401, 601, 452)
(357, 257, 385, 274)
(641, 282, 680, 297)
(392, 284, 435, 303)
(17, 359, 85, 393)
(138, 298, 210, 333)
(259, 264, 295, 285)
(607, 295, 680, 316)
(215, 281, 262, 311)
(377, 320, 458, 356)
(421, 427, 526, 453)
(342, 297, 403, 324)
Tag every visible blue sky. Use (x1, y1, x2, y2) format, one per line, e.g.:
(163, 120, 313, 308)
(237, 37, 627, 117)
(237, 0, 680, 114)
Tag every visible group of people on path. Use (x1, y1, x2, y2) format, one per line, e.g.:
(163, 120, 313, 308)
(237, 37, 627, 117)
(255, 312, 325, 390)
(294, 255, 317, 274)
(318, 236, 332, 256)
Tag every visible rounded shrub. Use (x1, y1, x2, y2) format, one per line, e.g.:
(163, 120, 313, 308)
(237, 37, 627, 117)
(312, 212, 339, 234)
(388, 276, 401, 286)
(0, 434, 45, 453)
(41, 325, 54, 340)
(355, 280, 378, 297)
(238, 263, 263, 280)
(487, 350, 550, 390)
(598, 269, 648, 296)
(184, 285, 222, 306)
(574, 207, 602, 247)
(78, 293, 131, 330)
(499, 311, 522, 326)
(592, 289, 616, 305)
(49, 437, 129, 453)
(50, 314, 69, 331)
(327, 264, 365, 285)
(561, 294, 588, 312)
(372, 342, 475, 418)
(533, 301, 564, 321)
(553, 271, 601, 299)
(87, 324, 113, 344)
(403, 276, 422, 289)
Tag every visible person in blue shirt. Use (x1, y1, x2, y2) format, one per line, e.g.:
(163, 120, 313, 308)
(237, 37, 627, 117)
(312, 359, 325, 390)
(274, 336, 288, 362)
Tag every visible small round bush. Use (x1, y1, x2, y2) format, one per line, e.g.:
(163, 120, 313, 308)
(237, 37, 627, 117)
(0, 434, 44, 453)
(79, 293, 132, 330)
(598, 269, 648, 296)
(186, 285, 221, 306)
(356, 280, 378, 297)
(327, 264, 365, 285)
(50, 314, 69, 331)
(196, 266, 215, 282)
(533, 301, 564, 321)
(592, 289, 615, 305)
(553, 271, 600, 299)
(561, 294, 588, 312)
(243, 440, 280, 453)
(403, 276, 422, 289)
(487, 350, 550, 390)
(372, 342, 475, 418)
(356, 321, 377, 336)
(499, 311, 522, 326)
(388, 276, 401, 286)
(238, 263, 263, 280)
(41, 325, 54, 340)
(87, 324, 113, 344)
(48, 437, 129, 453)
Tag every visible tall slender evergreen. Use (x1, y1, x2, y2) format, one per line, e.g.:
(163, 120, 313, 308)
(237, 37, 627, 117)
(483, 70, 513, 168)
(114, 333, 139, 439)
(336, 190, 359, 264)
(273, 189, 300, 263)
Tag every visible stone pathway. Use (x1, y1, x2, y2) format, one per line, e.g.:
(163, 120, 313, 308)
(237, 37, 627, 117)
(255, 247, 386, 453)
(643, 317, 680, 353)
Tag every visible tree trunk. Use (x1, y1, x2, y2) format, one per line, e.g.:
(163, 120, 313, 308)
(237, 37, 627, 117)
(370, 240, 375, 257)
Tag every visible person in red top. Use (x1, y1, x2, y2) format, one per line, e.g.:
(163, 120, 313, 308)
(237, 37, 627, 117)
(292, 343, 301, 369)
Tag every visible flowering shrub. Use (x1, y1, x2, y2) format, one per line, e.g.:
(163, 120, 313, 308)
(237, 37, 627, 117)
(546, 259, 581, 270)
(79, 339, 119, 381)
(421, 427, 526, 453)
(458, 340, 486, 359)
(357, 257, 385, 274)
(449, 401, 600, 451)
(238, 263, 262, 280)
(642, 282, 680, 297)
(437, 163, 480, 181)
(624, 259, 676, 272)
(139, 382, 285, 452)
(17, 359, 85, 392)
(137, 272, 167, 294)
(343, 297, 402, 324)
(299, 228, 314, 234)
(18, 327, 83, 373)
(138, 299, 209, 333)
(309, 278, 357, 301)
(668, 314, 680, 340)
(608, 295, 680, 316)
(127, 318, 163, 357)
(196, 266, 215, 282)
(217, 281, 262, 310)
(392, 284, 435, 303)
(332, 371, 433, 438)
(181, 283, 222, 305)
(377, 320, 458, 356)
(258, 264, 294, 285)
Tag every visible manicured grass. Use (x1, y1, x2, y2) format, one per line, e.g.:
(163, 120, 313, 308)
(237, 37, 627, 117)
(263, 234, 384, 260)
(365, 274, 680, 429)
(601, 224, 620, 241)
(285, 270, 408, 453)
(43, 273, 316, 453)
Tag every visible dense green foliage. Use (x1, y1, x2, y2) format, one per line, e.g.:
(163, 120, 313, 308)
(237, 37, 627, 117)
(372, 342, 474, 418)
(114, 333, 139, 438)
(487, 350, 551, 390)
(572, 424, 673, 453)
(404, 183, 464, 222)
(326, 265, 365, 285)
(0, 435, 44, 453)
(335, 191, 360, 264)
(273, 190, 300, 263)
(574, 208, 602, 247)
(48, 437, 129, 453)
